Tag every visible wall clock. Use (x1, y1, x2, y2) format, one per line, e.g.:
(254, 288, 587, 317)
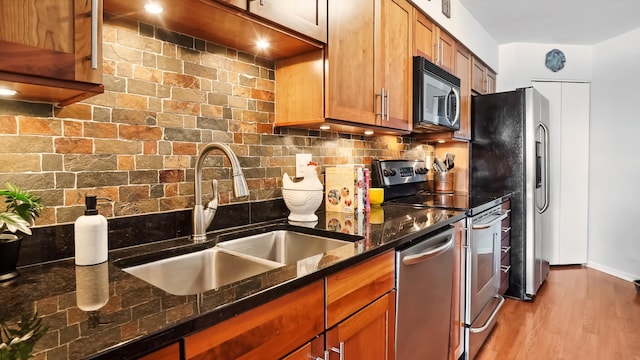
(545, 49, 566, 72)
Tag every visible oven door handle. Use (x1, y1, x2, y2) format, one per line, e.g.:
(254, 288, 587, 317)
(471, 210, 510, 230)
(469, 294, 506, 333)
(401, 237, 454, 265)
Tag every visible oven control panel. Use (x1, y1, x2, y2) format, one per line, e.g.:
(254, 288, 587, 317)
(372, 160, 429, 187)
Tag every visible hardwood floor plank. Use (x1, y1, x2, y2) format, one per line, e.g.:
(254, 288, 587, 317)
(476, 266, 640, 360)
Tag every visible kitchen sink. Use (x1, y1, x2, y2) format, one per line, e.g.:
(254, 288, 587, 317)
(121, 248, 283, 296)
(116, 226, 361, 295)
(216, 230, 355, 265)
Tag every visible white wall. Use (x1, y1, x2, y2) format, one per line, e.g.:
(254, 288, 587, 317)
(413, 0, 499, 69)
(588, 27, 640, 280)
(497, 43, 593, 91)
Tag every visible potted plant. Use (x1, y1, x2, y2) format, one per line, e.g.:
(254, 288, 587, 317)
(0, 312, 48, 359)
(0, 182, 44, 282)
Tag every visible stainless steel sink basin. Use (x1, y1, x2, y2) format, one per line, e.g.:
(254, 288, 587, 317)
(122, 248, 283, 295)
(118, 227, 360, 295)
(216, 230, 354, 264)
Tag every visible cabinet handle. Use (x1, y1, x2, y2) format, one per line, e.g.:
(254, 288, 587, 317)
(315, 350, 329, 360)
(331, 342, 345, 360)
(386, 90, 390, 121)
(377, 88, 386, 120)
(91, 0, 99, 69)
(260, 0, 264, 5)
(440, 43, 444, 65)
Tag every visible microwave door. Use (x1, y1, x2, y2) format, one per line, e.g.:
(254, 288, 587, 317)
(423, 75, 451, 125)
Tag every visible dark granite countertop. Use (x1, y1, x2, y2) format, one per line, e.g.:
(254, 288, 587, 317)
(0, 205, 465, 360)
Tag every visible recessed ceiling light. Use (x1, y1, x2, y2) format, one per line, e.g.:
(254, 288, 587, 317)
(0, 88, 18, 96)
(144, 3, 163, 14)
(256, 40, 270, 49)
(319, 125, 331, 130)
(437, 140, 446, 143)
(364, 130, 374, 135)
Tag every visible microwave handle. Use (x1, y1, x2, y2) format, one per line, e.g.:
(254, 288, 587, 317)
(449, 87, 460, 126)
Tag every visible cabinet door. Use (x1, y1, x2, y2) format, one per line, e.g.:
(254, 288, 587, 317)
(216, 0, 247, 9)
(437, 29, 455, 72)
(282, 335, 325, 360)
(139, 342, 181, 360)
(471, 57, 487, 94)
(413, 10, 436, 61)
(487, 70, 496, 93)
(450, 219, 466, 360)
(0, 0, 103, 105)
(249, 0, 327, 42)
(185, 281, 324, 360)
(326, 0, 377, 125)
(453, 44, 471, 140)
(326, 291, 396, 360)
(326, 251, 395, 328)
(379, 0, 412, 131)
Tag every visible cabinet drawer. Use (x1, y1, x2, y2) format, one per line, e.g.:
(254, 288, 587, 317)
(184, 280, 324, 360)
(326, 251, 395, 328)
(499, 269, 510, 295)
(501, 246, 510, 266)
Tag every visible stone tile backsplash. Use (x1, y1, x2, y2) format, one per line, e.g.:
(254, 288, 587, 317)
(0, 15, 429, 237)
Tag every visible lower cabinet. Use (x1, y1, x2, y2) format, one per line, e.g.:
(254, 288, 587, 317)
(450, 219, 466, 360)
(138, 342, 181, 360)
(500, 200, 512, 295)
(184, 280, 324, 359)
(326, 291, 396, 360)
(179, 250, 396, 360)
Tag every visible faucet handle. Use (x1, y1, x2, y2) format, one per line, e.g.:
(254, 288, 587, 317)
(206, 179, 219, 210)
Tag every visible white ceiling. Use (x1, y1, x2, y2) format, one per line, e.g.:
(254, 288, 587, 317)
(459, 0, 640, 45)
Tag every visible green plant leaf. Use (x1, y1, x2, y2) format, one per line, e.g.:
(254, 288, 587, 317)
(0, 212, 31, 235)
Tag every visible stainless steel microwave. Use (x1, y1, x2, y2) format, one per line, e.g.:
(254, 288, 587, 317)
(412, 56, 461, 132)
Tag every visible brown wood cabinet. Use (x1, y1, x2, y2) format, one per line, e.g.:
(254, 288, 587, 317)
(326, 291, 396, 360)
(282, 335, 324, 360)
(453, 44, 471, 140)
(500, 199, 511, 295)
(103, 0, 323, 61)
(248, 0, 327, 43)
(0, 0, 104, 106)
(413, 10, 453, 72)
(275, 0, 413, 134)
(326, 251, 396, 360)
(471, 57, 496, 95)
(138, 342, 181, 360)
(450, 219, 466, 360)
(184, 280, 324, 360)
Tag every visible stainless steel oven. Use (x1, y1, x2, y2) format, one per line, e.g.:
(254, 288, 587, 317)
(465, 204, 508, 360)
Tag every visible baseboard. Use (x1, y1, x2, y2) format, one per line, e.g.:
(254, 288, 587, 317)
(586, 261, 638, 282)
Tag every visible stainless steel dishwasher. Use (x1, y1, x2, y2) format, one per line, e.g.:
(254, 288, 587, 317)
(396, 226, 455, 360)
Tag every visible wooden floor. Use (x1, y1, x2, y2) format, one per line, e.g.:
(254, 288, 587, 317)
(476, 266, 640, 360)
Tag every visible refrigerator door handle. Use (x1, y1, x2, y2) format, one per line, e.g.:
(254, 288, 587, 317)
(537, 122, 550, 213)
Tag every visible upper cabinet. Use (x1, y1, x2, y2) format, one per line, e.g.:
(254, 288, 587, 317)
(471, 57, 496, 95)
(275, 0, 413, 134)
(248, 0, 327, 43)
(0, 0, 104, 106)
(453, 44, 471, 140)
(413, 10, 454, 72)
(103, 0, 324, 60)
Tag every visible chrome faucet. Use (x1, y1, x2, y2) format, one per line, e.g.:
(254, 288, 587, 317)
(192, 142, 249, 242)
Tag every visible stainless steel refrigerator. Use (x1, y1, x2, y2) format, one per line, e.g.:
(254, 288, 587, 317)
(470, 87, 551, 300)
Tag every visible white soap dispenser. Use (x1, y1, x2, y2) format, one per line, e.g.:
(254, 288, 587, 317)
(74, 196, 108, 266)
